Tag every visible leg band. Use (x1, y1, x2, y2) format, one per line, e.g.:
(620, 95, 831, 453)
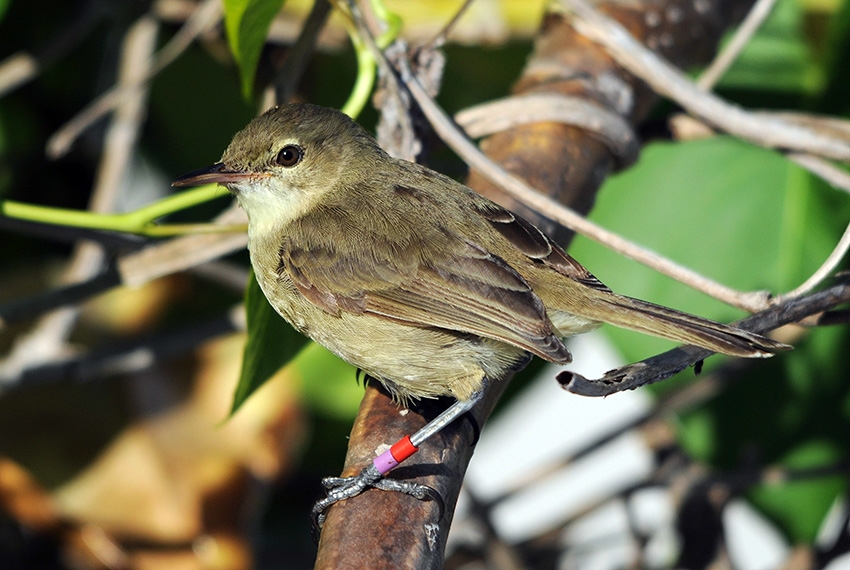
(373, 435, 419, 475)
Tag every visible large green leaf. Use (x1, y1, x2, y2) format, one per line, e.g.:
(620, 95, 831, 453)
(223, 0, 286, 99)
(230, 270, 309, 415)
(569, 136, 850, 542)
(570, 136, 846, 362)
(294, 342, 364, 420)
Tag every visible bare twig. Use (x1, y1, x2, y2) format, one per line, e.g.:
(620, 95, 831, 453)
(0, 268, 122, 331)
(274, 0, 333, 104)
(420, 0, 476, 51)
(777, 219, 850, 302)
(1, 16, 159, 385)
(695, 0, 777, 90)
(116, 204, 247, 288)
(0, 306, 244, 394)
(0, 257, 248, 331)
(557, 0, 850, 162)
(47, 0, 221, 158)
(789, 153, 850, 194)
(0, 53, 40, 98)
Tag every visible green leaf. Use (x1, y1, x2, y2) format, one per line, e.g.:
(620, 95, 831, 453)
(569, 136, 849, 363)
(569, 136, 850, 542)
(223, 0, 286, 99)
(717, 0, 822, 94)
(231, 270, 309, 415)
(294, 342, 363, 420)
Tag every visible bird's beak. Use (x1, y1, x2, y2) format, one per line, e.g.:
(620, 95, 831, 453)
(171, 162, 254, 187)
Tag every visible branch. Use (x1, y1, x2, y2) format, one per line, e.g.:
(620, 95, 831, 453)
(560, 279, 850, 396)
(695, 0, 777, 90)
(1, 306, 244, 393)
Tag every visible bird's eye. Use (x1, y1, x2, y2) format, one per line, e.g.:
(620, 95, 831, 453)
(276, 145, 303, 167)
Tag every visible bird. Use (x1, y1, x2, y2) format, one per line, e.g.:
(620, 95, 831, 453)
(173, 102, 787, 525)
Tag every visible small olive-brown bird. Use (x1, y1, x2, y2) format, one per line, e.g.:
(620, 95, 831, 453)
(173, 103, 786, 519)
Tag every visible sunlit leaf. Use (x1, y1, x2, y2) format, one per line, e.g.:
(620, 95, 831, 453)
(570, 136, 850, 541)
(223, 0, 286, 98)
(231, 270, 309, 415)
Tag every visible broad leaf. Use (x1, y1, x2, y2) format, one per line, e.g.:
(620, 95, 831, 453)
(569, 136, 850, 542)
(231, 270, 309, 415)
(223, 0, 286, 98)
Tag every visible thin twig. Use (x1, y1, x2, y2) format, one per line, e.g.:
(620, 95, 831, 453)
(0, 257, 249, 331)
(777, 219, 850, 302)
(0, 17, 159, 386)
(396, 62, 771, 312)
(0, 268, 122, 331)
(420, 0, 476, 51)
(696, 0, 777, 90)
(455, 93, 639, 165)
(47, 0, 221, 158)
(274, 0, 333, 104)
(116, 204, 248, 287)
(0, 306, 244, 393)
(557, 0, 850, 162)
(0, 53, 40, 98)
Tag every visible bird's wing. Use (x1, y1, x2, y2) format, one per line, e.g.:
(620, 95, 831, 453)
(278, 201, 571, 363)
(470, 200, 612, 293)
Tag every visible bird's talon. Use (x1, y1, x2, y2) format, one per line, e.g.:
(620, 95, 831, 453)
(310, 464, 446, 541)
(321, 476, 346, 488)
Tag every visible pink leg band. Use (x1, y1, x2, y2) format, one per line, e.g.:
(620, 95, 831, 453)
(372, 435, 419, 475)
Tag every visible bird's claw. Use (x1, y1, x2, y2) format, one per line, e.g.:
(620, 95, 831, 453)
(311, 463, 444, 541)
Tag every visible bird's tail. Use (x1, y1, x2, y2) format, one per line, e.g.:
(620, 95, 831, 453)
(557, 294, 790, 358)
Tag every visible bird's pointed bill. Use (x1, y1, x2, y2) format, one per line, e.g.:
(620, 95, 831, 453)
(172, 162, 255, 187)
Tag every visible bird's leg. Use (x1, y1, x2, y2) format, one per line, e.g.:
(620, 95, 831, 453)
(311, 383, 486, 533)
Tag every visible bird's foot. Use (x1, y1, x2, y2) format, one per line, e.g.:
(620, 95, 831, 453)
(311, 463, 443, 539)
